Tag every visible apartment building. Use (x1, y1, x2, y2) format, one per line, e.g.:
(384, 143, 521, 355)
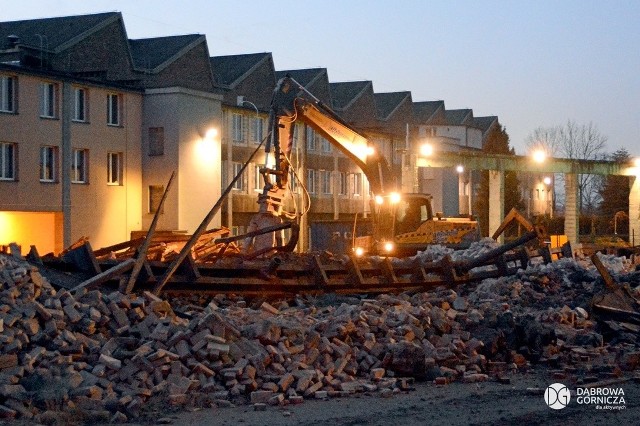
(1, 12, 501, 255)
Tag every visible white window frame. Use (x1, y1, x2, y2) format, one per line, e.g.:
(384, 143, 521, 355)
(107, 152, 122, 185)
(73, 87, 87, 122)
(254, 164, 263, 192)
(353, 172, 362, 196)
(321, 170, 332, 194)
(321, 137, 332, 153)
(41, 82, 56, 118)
(0, 75, 16, 113)
(251, 116, 264, 144)
(107, 93, 120, 126)
(289, 170, 299, 194)
(71, 148, 88, 184)
(231, 161, 245, 191)
(40, 146, 57, 182)
(306, 127, 316, 151)
(307, 169, 316, 194)
(339, 172, 347, 195)
(232, 113, 244, 144)
(0, 142, 16, 181)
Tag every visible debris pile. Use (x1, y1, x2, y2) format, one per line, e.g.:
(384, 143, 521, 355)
(1, 250, 640, 422)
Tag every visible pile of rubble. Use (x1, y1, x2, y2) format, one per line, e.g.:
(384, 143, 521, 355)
(1, 249, 640, 423)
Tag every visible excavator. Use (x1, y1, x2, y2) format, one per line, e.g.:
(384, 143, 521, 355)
(244, 76, 480, 257)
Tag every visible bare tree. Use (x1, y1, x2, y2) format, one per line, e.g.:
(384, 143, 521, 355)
(525, 120, 608, 214)
(525, 125, 561, 156)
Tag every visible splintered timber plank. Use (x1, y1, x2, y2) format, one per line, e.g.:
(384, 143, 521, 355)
(311, 255, 330, 287)
(123, 171, 176, 294)
(72, 259, 135, 295)
(61, 241, 101, 275)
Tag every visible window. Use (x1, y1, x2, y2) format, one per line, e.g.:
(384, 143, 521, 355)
(254, 164, 263, 192)
(321, 170, 332, 194)
(292, 125, 300, 150)
(73, 87, 87, 122)
(0, 75, 16, 113)
(339, 172, 347, 195)
(251, 117, 264, 144)
(148, 127, 164, 156)
(107, 93, 120, 126)
(40, 146, 57, 182)
(289, 170, 298, 194)
(231, 162, 245, 190)
(41, 82, 57, 118)
(232, 114, 244, 143)
(321, 137, 332, 153)
(0, 142, 16, 180)
(307, 169, 316, 194)
(306, 127, 316, 151)
(107, 152, 123, 185)
(71, 149, 88, 183)
(149, 185, 165, 214)
(353, 173, 362, 196)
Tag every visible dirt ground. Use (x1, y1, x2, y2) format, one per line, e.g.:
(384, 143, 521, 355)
(147, 369, 639, 426)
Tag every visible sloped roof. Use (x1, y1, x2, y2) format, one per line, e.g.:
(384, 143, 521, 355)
(445, 109, 473, 125)
(275, 68, 326, 88)
(0, 12, 120, 52)
(329, 81, 371, 110)
(210, 52, 271, 87)
(413, 101, 444, 122)
(374, 91, 411, 121)
(474, 116, 498, 134)
(129, 34, 204, 72)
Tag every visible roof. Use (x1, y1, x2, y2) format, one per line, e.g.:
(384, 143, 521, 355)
(474, 116, 499, 134)
(0, 12, 121, 52)
(329, 81, 371, 110)
(445, 109, 473, 125)
(374, 91, 411, 121)
(129, 34, 204, 72)
(413, 101, 444, 122)
(210, 52, 271, 87)
(275, 68, 326, 88)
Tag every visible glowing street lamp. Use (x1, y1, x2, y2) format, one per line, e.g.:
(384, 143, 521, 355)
(420, 143, 434, 157)
(532, 149, 546, 164)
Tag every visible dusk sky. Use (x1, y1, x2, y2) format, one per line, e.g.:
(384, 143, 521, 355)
(4, 0, 639, 158)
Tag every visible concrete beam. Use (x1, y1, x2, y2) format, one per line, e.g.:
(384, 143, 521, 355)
(489, 171, 505, 244)
(631, 176, 640, 246)
(417, 151, 636, 176)
(564, 174, 579, 250)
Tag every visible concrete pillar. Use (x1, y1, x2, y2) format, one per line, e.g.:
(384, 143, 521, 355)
(564, 173, 579, 250)
(630, 176, 640, 246)
(488, 170, 504, 243)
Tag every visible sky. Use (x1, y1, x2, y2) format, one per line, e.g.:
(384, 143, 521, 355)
(4, 0, 639, 157)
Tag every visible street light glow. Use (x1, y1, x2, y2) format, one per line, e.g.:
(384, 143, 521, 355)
(420, 143, 434, 157)
(532, 149, 546, 163)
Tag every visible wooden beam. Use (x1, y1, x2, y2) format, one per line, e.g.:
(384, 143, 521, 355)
(122, 171, 175, 294)
(72, 259, 135, 295)
(153, 141, 265, 295)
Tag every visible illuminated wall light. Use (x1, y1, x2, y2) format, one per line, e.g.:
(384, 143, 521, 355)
(205, 128, 218, 140)
(543, 176, 552, 185)
(456, 165, 464, 174)
(389, 192, 401, 204)
(375, 195, 384, 205)
(365, 146, 376, 156)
